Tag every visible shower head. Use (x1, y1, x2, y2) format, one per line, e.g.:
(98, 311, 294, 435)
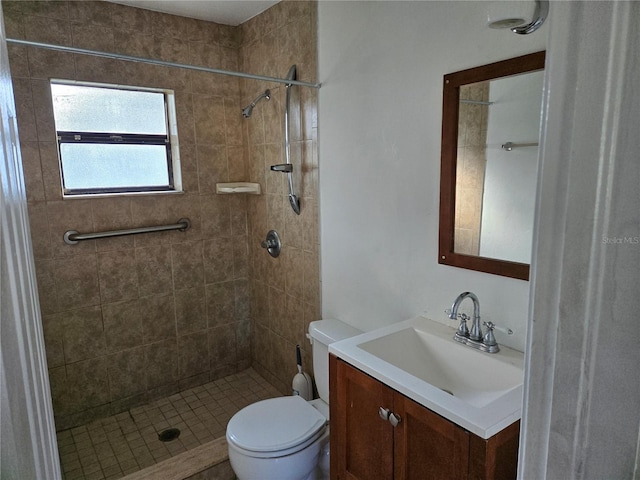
(242, 89, 271, 118)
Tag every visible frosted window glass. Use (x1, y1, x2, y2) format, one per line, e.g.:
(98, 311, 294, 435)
(51, 83, 167, 134)
(50, 80, 181, 196)
(60, 144, 169, 190)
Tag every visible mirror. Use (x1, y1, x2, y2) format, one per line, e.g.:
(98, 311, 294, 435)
(439, 52, 545, 280)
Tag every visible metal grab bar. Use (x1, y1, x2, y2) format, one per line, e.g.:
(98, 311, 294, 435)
(284, 65, 301, 215)
(270, 65, 301, 215)
(63, 218, 190, 245)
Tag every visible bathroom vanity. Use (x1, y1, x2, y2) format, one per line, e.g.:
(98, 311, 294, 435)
(327, 316, 524, 480)
(329, 357, 519, 480)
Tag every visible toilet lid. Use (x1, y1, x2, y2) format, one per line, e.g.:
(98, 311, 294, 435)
(227, 396, 327, 453)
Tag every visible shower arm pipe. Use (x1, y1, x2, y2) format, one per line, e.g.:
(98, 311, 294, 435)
(284, 65, 301, 215)
(6, 38, 322, 89)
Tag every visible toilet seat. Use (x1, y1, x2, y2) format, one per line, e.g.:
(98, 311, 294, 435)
(226, 396, 327, 459)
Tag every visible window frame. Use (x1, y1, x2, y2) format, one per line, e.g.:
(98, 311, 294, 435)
(51, 79, 182, 198)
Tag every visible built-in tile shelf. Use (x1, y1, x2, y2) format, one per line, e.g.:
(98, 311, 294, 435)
(215, 182, 261, 195)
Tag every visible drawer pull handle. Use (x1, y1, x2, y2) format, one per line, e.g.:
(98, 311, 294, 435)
(379, 407, 390, 421)
(389, 412, 402, 427)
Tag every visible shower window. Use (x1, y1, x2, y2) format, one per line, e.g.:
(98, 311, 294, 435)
(51, 80, 181, 197)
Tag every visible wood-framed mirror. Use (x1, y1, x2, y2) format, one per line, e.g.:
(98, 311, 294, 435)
(438, 51, 546, 280)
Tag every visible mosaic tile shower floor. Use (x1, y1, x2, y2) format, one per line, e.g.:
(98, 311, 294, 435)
(57, 368, 280, 480)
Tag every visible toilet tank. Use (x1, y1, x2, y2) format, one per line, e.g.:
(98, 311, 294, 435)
(308, 319, 362, 403)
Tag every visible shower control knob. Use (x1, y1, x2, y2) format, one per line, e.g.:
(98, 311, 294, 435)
(261, 230, 281, 258)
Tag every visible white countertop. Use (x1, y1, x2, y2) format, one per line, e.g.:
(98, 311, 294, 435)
(329, 316, 524, 439)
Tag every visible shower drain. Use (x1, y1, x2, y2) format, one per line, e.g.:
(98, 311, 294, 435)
(158, 428, 181, 442)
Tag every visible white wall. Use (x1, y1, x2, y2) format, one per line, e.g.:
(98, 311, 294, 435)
(318, 1, 546, 352)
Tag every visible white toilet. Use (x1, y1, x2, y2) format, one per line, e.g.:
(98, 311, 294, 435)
(226, 319, 361, 480)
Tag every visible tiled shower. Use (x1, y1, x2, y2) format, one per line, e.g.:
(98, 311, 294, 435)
(3, 0, 319, 477)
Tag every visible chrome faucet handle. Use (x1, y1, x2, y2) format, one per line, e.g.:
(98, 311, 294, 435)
(445, 309, 470, 338)
(483, 321, 513, 336)
(482, 321, 498, 347)
(457, 313, 470, 337)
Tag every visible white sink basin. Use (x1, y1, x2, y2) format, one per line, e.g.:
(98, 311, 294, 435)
(329, 316, 524, 439)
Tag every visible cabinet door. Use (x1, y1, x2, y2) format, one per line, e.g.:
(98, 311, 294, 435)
(393, 393, 470, 480)
(468, 420, 519, 480)
(331, 357, 394, 480)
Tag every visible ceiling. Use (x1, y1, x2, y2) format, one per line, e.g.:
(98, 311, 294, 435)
(108, 0, 280, 26)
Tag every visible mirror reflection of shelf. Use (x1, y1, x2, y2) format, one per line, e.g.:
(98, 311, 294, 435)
(215, 182, 261, 194)
(459, 99, 494, 106)
(501, 141, 539, 151)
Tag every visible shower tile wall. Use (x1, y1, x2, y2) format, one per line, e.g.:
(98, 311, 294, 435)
(238, 2, 320, 394)
(454, 83, 489, 256)
(3, 0, 253, 430)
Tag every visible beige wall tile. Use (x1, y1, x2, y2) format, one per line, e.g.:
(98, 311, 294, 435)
(102, 299, 143, 353)
(178, 333, 209, 378)
(135, 245, 173, 297)
(268, 285, 286, 335)
(62, 306, 106, 363)
(139, 293, 175, 344)
(27, 48, 76, 80)
(194, 96, 227, 146)
(175, 286, 206, 335)
(98, 249, 139, 304)
(31, 79, 56, 142)
(75, 55, 121, 85)
(111, 3, 153, 33)
(200, 194, 231, 238)
(26, 201, 51, 260)
(107, 346, 146, 400)
(41, 313, 65, 368)
(34, 258, 58, 315)
(20, 142, 45, 202)
(38, 142, 63, 201)
(284, 294, 304, 345)
(65, 357, 110, 410)
(68, 1, 114, 27)
(232, 236, 249, 279)
(144, 339, 179, 390)
(208, 324, 236, 368)
(11, 77, 38, 141)
(264, 143, 286, 195)
(149, 10, 190, 39)
(154, 35, 190, 64)
(205, 281, 235, 327)
(203, 237, 234, 285)
(24, 14, 71, 46)
(171, 240, 204, 289)
(113, 29, 154, 58)
(55, 254, 100, 310)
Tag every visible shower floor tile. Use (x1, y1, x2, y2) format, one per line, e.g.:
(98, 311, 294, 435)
(57, 368, 281, 480)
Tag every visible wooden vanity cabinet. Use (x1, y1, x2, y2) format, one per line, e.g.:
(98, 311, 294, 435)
(329, 355, 519, 480)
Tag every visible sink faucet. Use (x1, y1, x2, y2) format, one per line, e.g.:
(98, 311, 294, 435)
(449, 291, 482, 341)
(448, 292, 500, 353)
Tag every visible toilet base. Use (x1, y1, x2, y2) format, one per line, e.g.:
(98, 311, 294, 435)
(228, 431, 329, 480)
